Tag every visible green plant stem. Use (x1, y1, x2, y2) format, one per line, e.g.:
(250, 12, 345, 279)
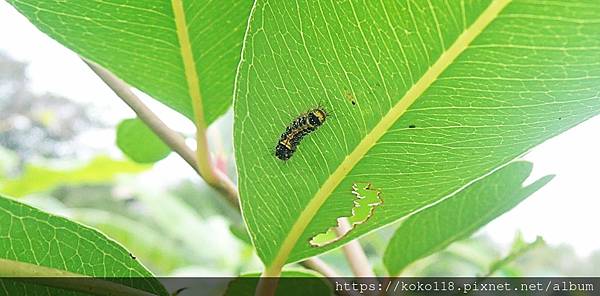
(84, 60, 239, 207)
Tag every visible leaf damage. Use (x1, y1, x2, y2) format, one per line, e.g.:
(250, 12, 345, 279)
(309, 183, 383, 247)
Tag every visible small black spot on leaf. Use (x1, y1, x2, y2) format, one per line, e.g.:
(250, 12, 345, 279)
(408, 124, 416, 128)
(344, 90, 356, 106)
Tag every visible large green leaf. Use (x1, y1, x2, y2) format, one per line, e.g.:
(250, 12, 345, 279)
(7, 0, 253, 123)
(383, 161, 553, 275)
(0, 195, 168, 295)
(234, 0, 600, 273)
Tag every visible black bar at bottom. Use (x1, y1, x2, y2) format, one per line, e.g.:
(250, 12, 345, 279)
(0, 277, 598, 296)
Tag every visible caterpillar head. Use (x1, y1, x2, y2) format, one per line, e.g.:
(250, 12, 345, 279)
(308, 108, 327, 126)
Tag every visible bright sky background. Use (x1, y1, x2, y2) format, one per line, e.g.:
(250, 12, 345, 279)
(1, 2, 599, 257)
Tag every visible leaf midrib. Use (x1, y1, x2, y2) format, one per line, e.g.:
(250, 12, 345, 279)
(0, 258, 158, 296)
(171, 0, 203, 124)
(171, 0, 220, 184)
(263, 0, 512, 276)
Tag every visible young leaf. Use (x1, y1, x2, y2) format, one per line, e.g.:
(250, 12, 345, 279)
(383, 161, 552, 275)
(483, 233, 545, 277)
(6, 0, 253, 123)
(233, 0, 600, 273)
(116, 118, 172, 164)
(0, 195, 168, 295)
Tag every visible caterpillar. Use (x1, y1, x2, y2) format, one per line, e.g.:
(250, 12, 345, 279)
(275, 108, 327, 161)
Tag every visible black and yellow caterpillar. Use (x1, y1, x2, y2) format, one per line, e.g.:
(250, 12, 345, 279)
(275, 108, 327, 161)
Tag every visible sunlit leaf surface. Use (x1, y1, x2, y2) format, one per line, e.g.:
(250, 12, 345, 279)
(234, 0, 600, 271)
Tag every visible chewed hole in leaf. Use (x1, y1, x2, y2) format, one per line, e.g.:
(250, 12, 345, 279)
(309, 182, 383, 247)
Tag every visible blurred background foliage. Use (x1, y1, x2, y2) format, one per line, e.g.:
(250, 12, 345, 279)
(0, 52, 99, 164)
(1, 52, 599, 277)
